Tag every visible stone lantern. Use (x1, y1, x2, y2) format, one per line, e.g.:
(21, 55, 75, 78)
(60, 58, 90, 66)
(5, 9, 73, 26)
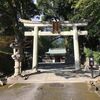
(10, 39, 22, 76)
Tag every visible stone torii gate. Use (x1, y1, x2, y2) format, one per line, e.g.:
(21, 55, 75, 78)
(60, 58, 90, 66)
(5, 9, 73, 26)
(20, 19, 88, 73)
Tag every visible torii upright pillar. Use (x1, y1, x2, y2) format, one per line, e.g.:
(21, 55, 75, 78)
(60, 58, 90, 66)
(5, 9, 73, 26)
(32, 26, 38, 71)
(73, 26, 80, 70)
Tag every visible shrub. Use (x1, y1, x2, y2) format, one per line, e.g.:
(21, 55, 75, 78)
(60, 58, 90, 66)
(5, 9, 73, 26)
(93, 51, 100, 65)
(84, 47, 92, 57)
(84, 47, 100, 65)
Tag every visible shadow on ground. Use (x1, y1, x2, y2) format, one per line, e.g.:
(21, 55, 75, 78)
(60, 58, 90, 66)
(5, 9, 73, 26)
(21, 63, 100, 80)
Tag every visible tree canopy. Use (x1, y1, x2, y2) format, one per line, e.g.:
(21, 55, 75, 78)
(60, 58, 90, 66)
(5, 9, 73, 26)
(37, 0, 74, 20)
(0, 0, 100, 52)
(0, 0, 99, 69)
(72, 0, 100, 37)
(0, 0, 38, 36)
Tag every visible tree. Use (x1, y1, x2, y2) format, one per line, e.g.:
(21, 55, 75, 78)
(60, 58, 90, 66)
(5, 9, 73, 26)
(38, 0, 74, 20)
(38, 37, 53, 56)
(72, 0, 100, 50)
(0, 0, 40, 73)
(73, 0, 100, 35)
(0, 0, 38, 36)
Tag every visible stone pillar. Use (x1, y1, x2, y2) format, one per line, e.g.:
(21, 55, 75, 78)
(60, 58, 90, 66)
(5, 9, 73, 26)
(10, 41, 22, 76)
(73, 26, 80, 70)
(11, 49, 22, 76)
(14, 59, 20, 76)
(32, 26, 38, 71)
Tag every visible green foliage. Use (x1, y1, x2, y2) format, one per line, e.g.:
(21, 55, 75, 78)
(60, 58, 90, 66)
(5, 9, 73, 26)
(84, 47, 100, 64)
(93, 51, 100, 64)
(51, 38, 65, 48)
(38, 37, 52, 55)
(84, 47, 92, 57)
(72, 0, 100, 37)
(0, 0, 38, 35)
(0, 0, 99, 66)
(38, 0, 74, 20)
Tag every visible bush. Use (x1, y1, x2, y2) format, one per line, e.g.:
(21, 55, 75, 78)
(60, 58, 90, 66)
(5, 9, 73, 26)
(93, 51, 100, 65)
(84, 47, 92, 57)
(84, 47, 100, 65)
